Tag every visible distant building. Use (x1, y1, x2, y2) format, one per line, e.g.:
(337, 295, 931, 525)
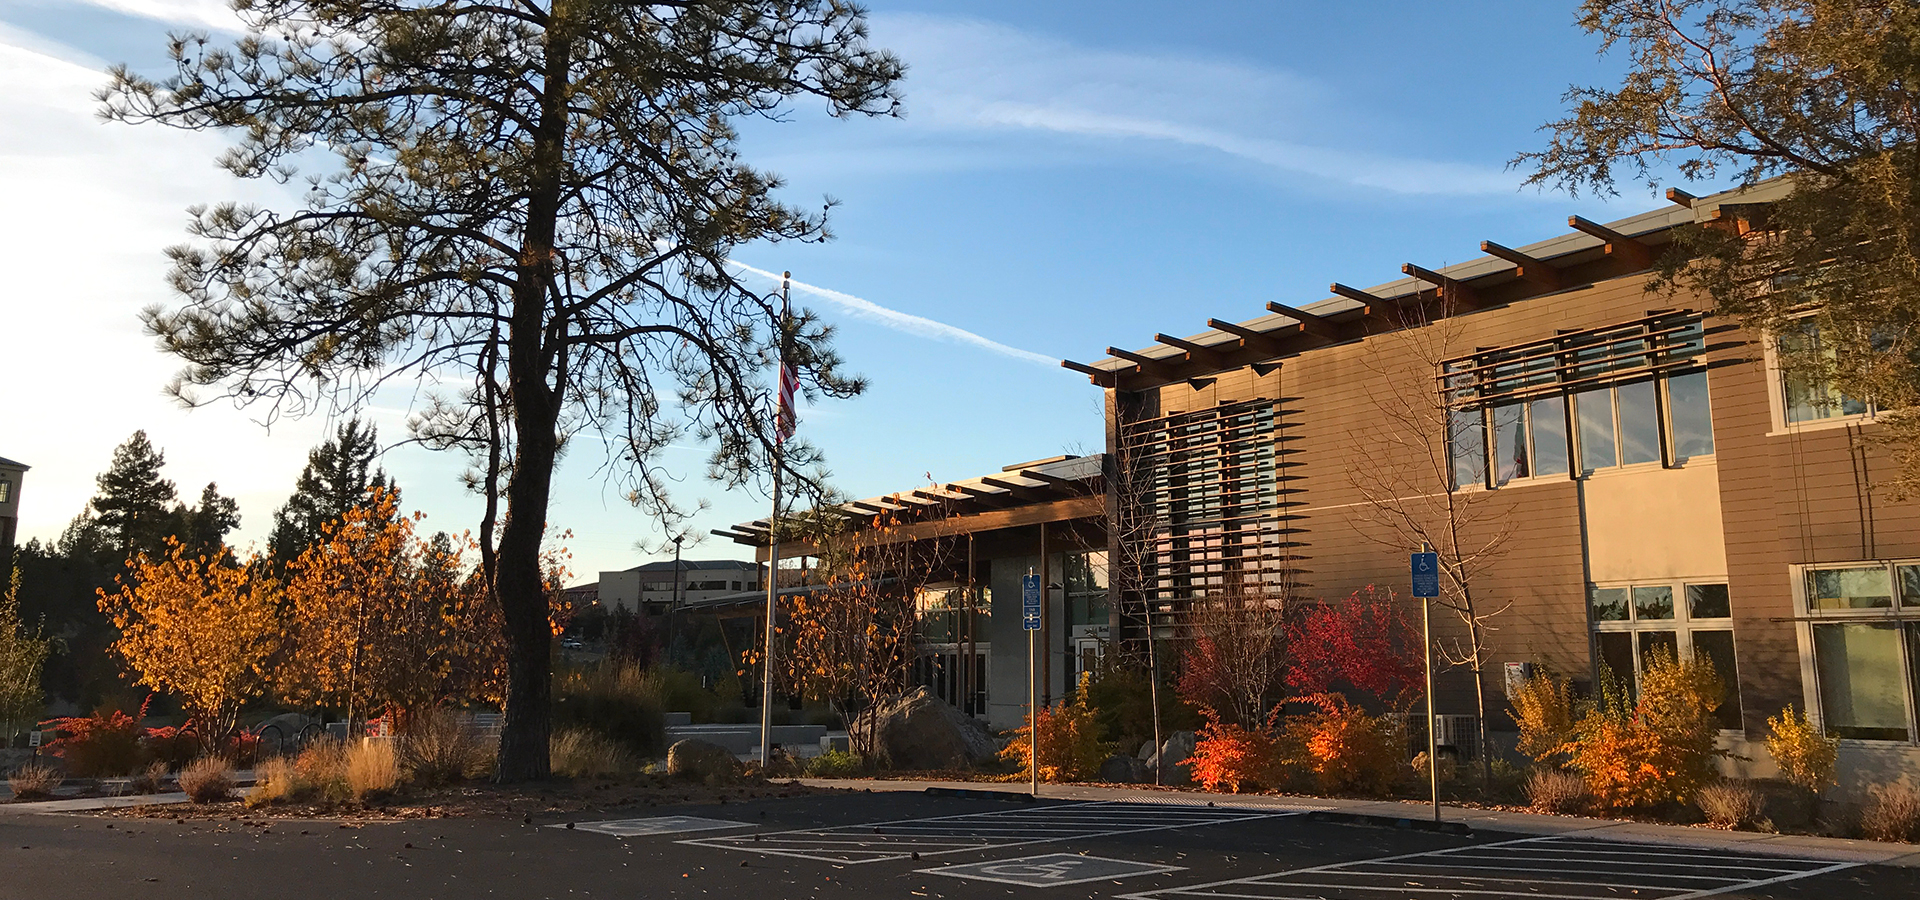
(0, 456, 26, 569)
(589, 559, 763, 615)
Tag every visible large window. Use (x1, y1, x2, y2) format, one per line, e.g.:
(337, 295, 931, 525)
(1064, 550, 1110, 629)
(1591, 579, 1741, 729)
(1447, 313, 1714, 490)
(1778, 319, 1870, 424)
(1802, 562, 1920, 741)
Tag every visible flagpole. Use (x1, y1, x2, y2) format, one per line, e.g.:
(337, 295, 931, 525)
(759, 273, 791, 773)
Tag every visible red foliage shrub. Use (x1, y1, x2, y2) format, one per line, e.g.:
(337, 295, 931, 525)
(143, 725, 198, 771)
(1285, 587, 1423, 707)
(41, 699, 149, 777)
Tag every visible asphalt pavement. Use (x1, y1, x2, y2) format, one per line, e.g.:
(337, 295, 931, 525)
(4, 788, 1916, 899)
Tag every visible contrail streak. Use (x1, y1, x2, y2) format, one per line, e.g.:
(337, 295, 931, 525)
(726, 259, 1056, 367)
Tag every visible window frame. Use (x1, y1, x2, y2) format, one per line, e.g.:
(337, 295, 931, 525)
(1589, 577, 1742, 732)
(1793, 560, 1920, 744)
(1446, 314, 1714, 492)
(1764, 317, 1879, 434)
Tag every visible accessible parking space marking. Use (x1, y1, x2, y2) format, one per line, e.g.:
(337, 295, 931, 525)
(1118, 833, 1861, 900)
(920, 853, 1184, 888)
(556, 815, 752, 837)
(679, 800, 1309, 864)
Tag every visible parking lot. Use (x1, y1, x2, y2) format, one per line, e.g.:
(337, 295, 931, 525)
(5, 789, 1915, 899)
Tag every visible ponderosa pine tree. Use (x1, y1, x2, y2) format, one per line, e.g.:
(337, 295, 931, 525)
(179, 482, 242, 558)
(88, 431, 179, 561)
(268, 418, 391, 565)
(101, 1, 904, 779)
(1519, 0, 1920, 491)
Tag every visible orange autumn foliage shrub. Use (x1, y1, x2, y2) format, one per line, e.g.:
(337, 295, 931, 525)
(1562, 648, 1723, 811)
(1284, 693, 1404, 797)
(1000, 674, 1111, 782)
(1188, 716, 1281, 793)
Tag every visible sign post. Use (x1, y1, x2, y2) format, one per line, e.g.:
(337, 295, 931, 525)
(1023, 571, 1042, 797)
(1411, 549, 1441, 825)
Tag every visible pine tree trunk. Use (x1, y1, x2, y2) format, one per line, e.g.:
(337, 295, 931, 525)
(493, 414, 559, 782)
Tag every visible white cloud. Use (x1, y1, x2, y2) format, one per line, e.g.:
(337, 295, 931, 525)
(40, 0, 238, 30)
(873, 13, 1523, 196)
(725, 259, 1056, 367)
(0, 28, 329, 546)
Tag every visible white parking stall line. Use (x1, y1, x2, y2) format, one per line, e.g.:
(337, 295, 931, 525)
(1119, 834, 1862, 900)
(679, 800, 1305, 864)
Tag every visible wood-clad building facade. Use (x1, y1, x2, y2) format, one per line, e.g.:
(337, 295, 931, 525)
(1068, 179, 1920, 790)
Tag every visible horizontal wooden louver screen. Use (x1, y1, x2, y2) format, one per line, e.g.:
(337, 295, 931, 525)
(1439, 311, 1707, 409)
(1119, 397, 1307, 618)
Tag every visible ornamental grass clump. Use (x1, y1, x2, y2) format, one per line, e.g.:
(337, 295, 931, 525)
(7, 763, 63, 800)
(244, 758, 298, 808)
(1697, 780, 1768, 830)
(345, 739, 402, 801)
(402, 707, 493, 786)
(177, 756, 235, 803)
(1526, 768, 1589, 814)
(1860, 784, 1920, 843)
(550, 728, 630, 778)
(294, 737, 352, 801)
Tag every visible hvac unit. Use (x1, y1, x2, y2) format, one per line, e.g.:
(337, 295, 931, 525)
(1432, 715, 1480, 762)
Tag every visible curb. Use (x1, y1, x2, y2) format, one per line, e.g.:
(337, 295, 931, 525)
(924, 787, 1037, 803)
(1303, 809, 1472, 836)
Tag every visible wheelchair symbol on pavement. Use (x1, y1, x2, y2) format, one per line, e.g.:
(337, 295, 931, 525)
(922, 853, 1184, 887)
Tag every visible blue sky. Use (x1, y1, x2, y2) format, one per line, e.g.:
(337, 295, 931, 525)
(0, 1, 1726, 581)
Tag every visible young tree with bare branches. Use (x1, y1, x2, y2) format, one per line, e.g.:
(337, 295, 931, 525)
(1346, 310, 1516, 791)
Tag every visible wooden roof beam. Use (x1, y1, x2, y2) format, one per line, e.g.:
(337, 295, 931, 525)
(1479, 240, 1566, 291)
(1265, 301, 1345, 340)
(1205, 318, 1303, 356)
(1402, 263, 1481, 311)
(981, 475, 1047, 499)
(1329, 283, 1384, 308)
(1154, 333, 1237, 359)
(1666, 187, 1697, 208)
(1060, 358, 1119, 387)
(1569, 215, 1654, 269)
(949, 483, 1015, 507)
(1015, 469, 1082, 492)
(1107, 345, 1185, 370)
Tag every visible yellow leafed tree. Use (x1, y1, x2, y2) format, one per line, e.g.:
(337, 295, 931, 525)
(98, 539, 279, 737)
(277, 488, 505, 725)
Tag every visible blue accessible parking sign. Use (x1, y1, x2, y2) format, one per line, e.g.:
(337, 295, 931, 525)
(1022, 573, 1042, 630)
(1411, 552, 1440, 598)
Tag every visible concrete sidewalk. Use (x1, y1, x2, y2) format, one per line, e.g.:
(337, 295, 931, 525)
(796, 776, 1920, 867)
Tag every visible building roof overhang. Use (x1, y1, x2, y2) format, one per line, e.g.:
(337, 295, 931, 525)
(1062, 179, 1790, 392)
(713, 454, 1104, 551)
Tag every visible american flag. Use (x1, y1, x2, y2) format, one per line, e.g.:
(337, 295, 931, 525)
(776, 359, 798, 444)
(775, 276, 797, 444)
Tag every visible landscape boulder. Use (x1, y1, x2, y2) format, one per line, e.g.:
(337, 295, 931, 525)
(849, 686, 998, 770)
(1098, 754, 1149, 784)
(1144, 730, 1197, 786)
(666, 739, 741, 781)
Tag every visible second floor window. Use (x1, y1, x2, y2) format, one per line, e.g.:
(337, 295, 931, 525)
(1778, 319, 1872, 424)
(1445, 313, 1714, 490)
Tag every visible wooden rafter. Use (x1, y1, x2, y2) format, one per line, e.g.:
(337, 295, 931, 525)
(1264, 301, 1345, 340)
(1569, 215, 1654, 269)
(1107, 345, 1184, 369)
(1479, 240, 1565, 291)
(1329, 282, 1385, 307)
(1402, 263, 1480, 310)
(1155, 333, 1236, 358)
